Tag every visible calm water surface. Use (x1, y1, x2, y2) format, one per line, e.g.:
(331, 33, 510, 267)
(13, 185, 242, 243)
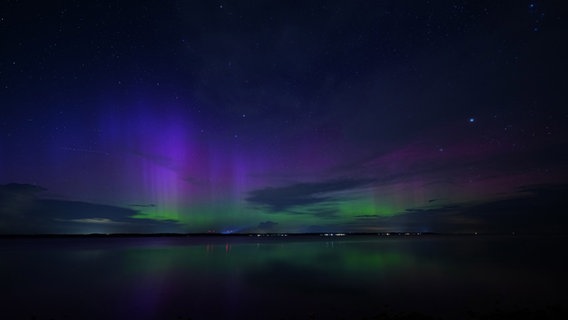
(1, 235, 567, 319)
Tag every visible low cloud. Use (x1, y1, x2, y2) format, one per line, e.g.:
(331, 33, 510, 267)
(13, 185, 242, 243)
(238, 220, 280, 233)
(0, 183, 46, 195)
(351, 184, 568, 234)
(63, 218, 121, 224)
(257, 221, 278, 230)
(0, 183, 181, 234)
(296, 208, 339, 219)
(246, 178, 374, 212)
(129, 204, 156, 208)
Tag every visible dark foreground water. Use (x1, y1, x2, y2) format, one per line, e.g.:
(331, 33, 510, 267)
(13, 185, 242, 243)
(1, 235, 567, 319)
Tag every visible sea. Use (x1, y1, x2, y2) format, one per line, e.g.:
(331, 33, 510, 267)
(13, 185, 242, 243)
(1, 235, 567, 319)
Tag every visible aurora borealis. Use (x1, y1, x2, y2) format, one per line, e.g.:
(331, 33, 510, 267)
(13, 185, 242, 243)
(1, 1, 567, 234)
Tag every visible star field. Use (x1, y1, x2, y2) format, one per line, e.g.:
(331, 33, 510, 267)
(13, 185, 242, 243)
(0, 0, 567, 234)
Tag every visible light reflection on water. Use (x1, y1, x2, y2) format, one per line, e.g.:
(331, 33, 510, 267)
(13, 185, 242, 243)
(1, 236, 567, 319)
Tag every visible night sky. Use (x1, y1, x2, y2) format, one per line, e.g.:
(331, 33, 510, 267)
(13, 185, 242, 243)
(1, 1, 567, 234)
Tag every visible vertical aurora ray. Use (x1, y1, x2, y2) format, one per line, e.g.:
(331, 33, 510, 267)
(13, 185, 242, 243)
(88, 102, 278, 230)
(1, 0, 567, 236)
(2, 98, 564, 233)
(96, 104, 198, 223)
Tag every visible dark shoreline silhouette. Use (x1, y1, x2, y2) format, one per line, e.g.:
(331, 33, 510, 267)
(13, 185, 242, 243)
(2, 231, 565, 239)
